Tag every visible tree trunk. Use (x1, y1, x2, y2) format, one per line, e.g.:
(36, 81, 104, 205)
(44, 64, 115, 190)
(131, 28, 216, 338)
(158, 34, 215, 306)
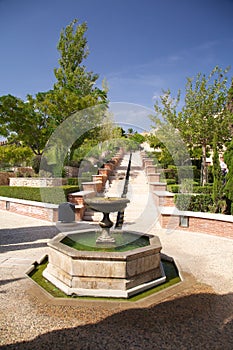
(201, 143, 208, 186)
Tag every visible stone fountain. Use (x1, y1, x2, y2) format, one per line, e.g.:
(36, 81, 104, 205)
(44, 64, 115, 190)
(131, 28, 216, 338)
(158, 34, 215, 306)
(43, 196, 166, 298)
(84, 196, 130, 244)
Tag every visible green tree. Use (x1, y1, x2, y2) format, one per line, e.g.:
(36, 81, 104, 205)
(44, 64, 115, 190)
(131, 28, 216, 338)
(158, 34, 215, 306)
(147, 133, 174, 167)
(0, 95, 52, 155)
(223, 138, 233, 214)
(227, 80, 233, 113)
(151, 66, 232, 185)
(33, 19, 107, 125)
(129, 132, 145, 144)
(0, 143, 33, 167)
(0, 19, 109, 170)
(181, 66, 231, 185)
(212, 134, 224, 212)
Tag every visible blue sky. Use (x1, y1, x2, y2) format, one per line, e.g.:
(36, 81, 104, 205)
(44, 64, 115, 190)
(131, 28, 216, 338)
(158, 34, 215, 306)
(0, 0, 233, 131)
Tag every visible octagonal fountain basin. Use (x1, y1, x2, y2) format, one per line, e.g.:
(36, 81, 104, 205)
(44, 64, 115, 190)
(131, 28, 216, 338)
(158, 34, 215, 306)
(43, 230, 166, 298)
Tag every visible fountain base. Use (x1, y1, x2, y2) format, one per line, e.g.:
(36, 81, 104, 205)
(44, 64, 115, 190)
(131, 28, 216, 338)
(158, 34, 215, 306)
(43, 230, 166, 298)
(43, 263, 166, 298)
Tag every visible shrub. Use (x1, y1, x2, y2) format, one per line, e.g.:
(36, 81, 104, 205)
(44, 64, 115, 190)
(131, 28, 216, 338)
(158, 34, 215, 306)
(174, 194, 192, 211)
(164, 166, 177, 180)
(165, 179, 176, 185)
(67, 178, 79, 186)
(169, 184, 213, 194)
(193, 185, 213, 194)
(190, 194, 213, 212)
(79, 171, 94, 183)
(169, 185, 180, 193)
(164, 165, 197, 183)
(178, 166, 195, 181)
(174, 194, 213, 212)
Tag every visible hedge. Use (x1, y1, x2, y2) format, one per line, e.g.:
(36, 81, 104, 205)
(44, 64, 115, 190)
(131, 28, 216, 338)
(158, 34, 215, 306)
(174, 194, 213, 212)
(165, 165, 198, 181)
(0, 186, 79, 204)
(169, 184, 213, 194)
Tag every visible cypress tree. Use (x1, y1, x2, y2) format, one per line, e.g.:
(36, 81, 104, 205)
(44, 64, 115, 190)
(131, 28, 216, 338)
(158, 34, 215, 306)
(212, 134, 224, 212)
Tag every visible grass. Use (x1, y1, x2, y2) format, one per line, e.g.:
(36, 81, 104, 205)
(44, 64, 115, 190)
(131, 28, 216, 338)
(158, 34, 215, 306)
(29, 257, 181, 301)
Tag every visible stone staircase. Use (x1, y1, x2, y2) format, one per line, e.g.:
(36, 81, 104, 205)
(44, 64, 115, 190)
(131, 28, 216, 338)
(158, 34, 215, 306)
(81, 150, 175, 230)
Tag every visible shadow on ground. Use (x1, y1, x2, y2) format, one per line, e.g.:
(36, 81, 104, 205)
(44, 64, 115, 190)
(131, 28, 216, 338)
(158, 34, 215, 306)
(0, 222, 95, 253)
(0, 226, 59, 253)
(1, 293, 233, 349)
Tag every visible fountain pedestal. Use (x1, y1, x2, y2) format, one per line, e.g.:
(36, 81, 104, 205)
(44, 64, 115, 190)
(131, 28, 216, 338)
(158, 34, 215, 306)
(97, 212, 115, 244)
(85, 196, 130, 245)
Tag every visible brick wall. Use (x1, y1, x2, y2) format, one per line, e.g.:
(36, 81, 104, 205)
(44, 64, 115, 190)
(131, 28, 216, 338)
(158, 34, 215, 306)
(160, 212, 233, 239)
(153, 192, 175, 207)
(9, 201, 58, 221)
(0, 198, 58, 221)
(0, 196, 86, 222)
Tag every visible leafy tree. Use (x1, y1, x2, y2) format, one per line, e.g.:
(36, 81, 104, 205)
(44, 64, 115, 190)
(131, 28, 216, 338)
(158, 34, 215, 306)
(0, 143, 33, 167)
(32, 19, 109, 171)
(0, 19, 109, 171)
(128, 132, 145, 144)
(151, 66, 232, 185)
(212, 134, 224, 212)
(181, 66, 231, 185)
(33, 19, 108, 125)
(0, 95, 52, 155)
(146, 133, 174, 167)
(223, 138, 233, 214)
(227, 80, 233, 113)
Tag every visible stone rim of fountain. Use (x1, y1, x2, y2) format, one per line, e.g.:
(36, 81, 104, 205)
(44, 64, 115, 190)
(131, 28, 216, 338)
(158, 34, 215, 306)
(42, 230, 166, 298)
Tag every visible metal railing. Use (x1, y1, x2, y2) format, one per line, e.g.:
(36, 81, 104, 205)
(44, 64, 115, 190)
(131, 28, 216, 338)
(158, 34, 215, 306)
(115, 152, 132, 229)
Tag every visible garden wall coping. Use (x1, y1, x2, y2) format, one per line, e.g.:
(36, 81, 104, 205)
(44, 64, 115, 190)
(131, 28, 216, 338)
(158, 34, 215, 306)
(0, 196, 83, 209)
(160, 206, 233, 223)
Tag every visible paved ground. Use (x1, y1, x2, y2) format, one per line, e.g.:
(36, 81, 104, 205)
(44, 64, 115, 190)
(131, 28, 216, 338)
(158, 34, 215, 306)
(0, 151, 233, 349)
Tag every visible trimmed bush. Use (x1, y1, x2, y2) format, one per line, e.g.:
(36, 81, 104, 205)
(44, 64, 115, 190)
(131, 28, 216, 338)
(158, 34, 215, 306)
(169, 184, 213, 194)
(193, 185, 213, 194)
(169, 184, 180, 193)
(164, 165, 198, 183)
(166, 179, 176, 185)
(174, 194, 192, 211)
(67, 178, 79, 186)
(79, 171, 94, 183)
(175, 193, 213, 212)
(0, 186, 79, 204)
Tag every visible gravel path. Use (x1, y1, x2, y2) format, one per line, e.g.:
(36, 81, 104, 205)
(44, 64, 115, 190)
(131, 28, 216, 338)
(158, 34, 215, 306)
(0, 151, 233, 349)
(1, 216, 232, 349)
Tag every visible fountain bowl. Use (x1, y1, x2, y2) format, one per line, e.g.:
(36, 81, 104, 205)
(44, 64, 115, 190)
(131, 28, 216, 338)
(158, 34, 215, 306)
(85, 196, 130, 213)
